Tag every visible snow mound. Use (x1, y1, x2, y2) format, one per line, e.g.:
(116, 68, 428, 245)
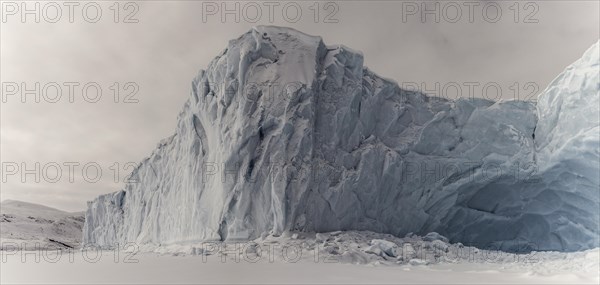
(83, 27, 599, 252)
(1, 200, 84, 249)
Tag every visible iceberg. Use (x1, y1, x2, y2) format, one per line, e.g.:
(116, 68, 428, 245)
(83, 26, 599, 252)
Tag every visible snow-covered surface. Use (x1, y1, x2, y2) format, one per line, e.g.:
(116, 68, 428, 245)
(83, 26, 600, 252)
(0, 200, 84, 250)
(149, 230, 599, 270)
(2, 231, 599, 284)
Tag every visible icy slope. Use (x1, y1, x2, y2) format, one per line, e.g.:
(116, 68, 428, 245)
(83, 27, 599, 252)
(531, 42, 600, 251)
(1, 200, 84, 249)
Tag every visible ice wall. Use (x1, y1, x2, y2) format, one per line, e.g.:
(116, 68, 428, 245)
(83, 27, 599, 252)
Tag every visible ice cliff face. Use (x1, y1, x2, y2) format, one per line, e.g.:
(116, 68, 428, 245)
(530, 42, 600, 251)
(83, 26, 599, 252)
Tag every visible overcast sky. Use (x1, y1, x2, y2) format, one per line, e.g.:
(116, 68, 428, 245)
(1, 1, 598, 212)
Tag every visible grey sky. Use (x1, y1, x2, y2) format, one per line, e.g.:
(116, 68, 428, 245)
(1, 1, 598, 212)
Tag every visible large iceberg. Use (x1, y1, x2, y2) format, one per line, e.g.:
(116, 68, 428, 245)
(83, 26, 599, 252)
